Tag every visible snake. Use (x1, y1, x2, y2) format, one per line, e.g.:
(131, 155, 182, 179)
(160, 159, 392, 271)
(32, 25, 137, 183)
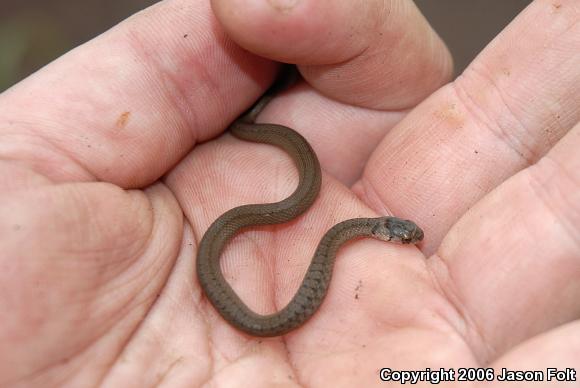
(196, 69, 424, 337)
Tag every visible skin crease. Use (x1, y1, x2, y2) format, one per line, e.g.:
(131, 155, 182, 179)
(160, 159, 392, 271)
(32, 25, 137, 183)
(0, 0, 578, 387)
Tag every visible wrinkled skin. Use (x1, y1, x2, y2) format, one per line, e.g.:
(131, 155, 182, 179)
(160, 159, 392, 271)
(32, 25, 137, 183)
(0, 0, 579, 387)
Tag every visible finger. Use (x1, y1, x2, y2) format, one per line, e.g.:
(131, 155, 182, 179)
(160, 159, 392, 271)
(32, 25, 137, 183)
(212, 0, 452, 109)
(434, 121, 580, 362)
(0, 183, 181, 384)
(0, 0, 276, 188)
(354, 0, 580, 252)
(493, 321, 580, 381)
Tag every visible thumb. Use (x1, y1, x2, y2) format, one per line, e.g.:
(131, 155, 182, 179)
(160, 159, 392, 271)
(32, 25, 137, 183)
(211, 0, 452, 109)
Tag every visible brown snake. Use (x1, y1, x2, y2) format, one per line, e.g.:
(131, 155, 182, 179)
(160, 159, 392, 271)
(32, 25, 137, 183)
(196, 71, 424, 337)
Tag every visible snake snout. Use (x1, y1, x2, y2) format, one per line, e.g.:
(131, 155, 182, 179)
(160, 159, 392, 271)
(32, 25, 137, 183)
(412, 226, 424, 243)
(401, 222, 423, 244)
(388, 218, 424, 244)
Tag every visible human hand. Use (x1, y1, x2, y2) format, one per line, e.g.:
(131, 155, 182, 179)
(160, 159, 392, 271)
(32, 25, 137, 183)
(1, 0, 578, 387)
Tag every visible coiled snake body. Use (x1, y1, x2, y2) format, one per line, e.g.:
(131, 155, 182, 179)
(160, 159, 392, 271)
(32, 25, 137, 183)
(197, 76, 423, 337)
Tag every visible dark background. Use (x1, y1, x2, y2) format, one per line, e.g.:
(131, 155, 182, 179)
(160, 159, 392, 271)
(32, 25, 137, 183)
(0, 0, 533, 92)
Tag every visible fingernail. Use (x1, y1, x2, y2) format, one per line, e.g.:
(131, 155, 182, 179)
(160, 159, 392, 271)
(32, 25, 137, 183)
(267, 0, 300, 13)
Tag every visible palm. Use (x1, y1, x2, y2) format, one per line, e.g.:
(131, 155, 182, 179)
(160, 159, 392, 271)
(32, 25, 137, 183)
(1, 0, 578, 387)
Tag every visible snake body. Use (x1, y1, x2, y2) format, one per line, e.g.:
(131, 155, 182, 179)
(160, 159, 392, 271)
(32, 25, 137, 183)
(196, 78, 424, 337)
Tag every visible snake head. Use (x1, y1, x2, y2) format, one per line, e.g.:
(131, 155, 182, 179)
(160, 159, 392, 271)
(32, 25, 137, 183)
(372, 217, 424, 244)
